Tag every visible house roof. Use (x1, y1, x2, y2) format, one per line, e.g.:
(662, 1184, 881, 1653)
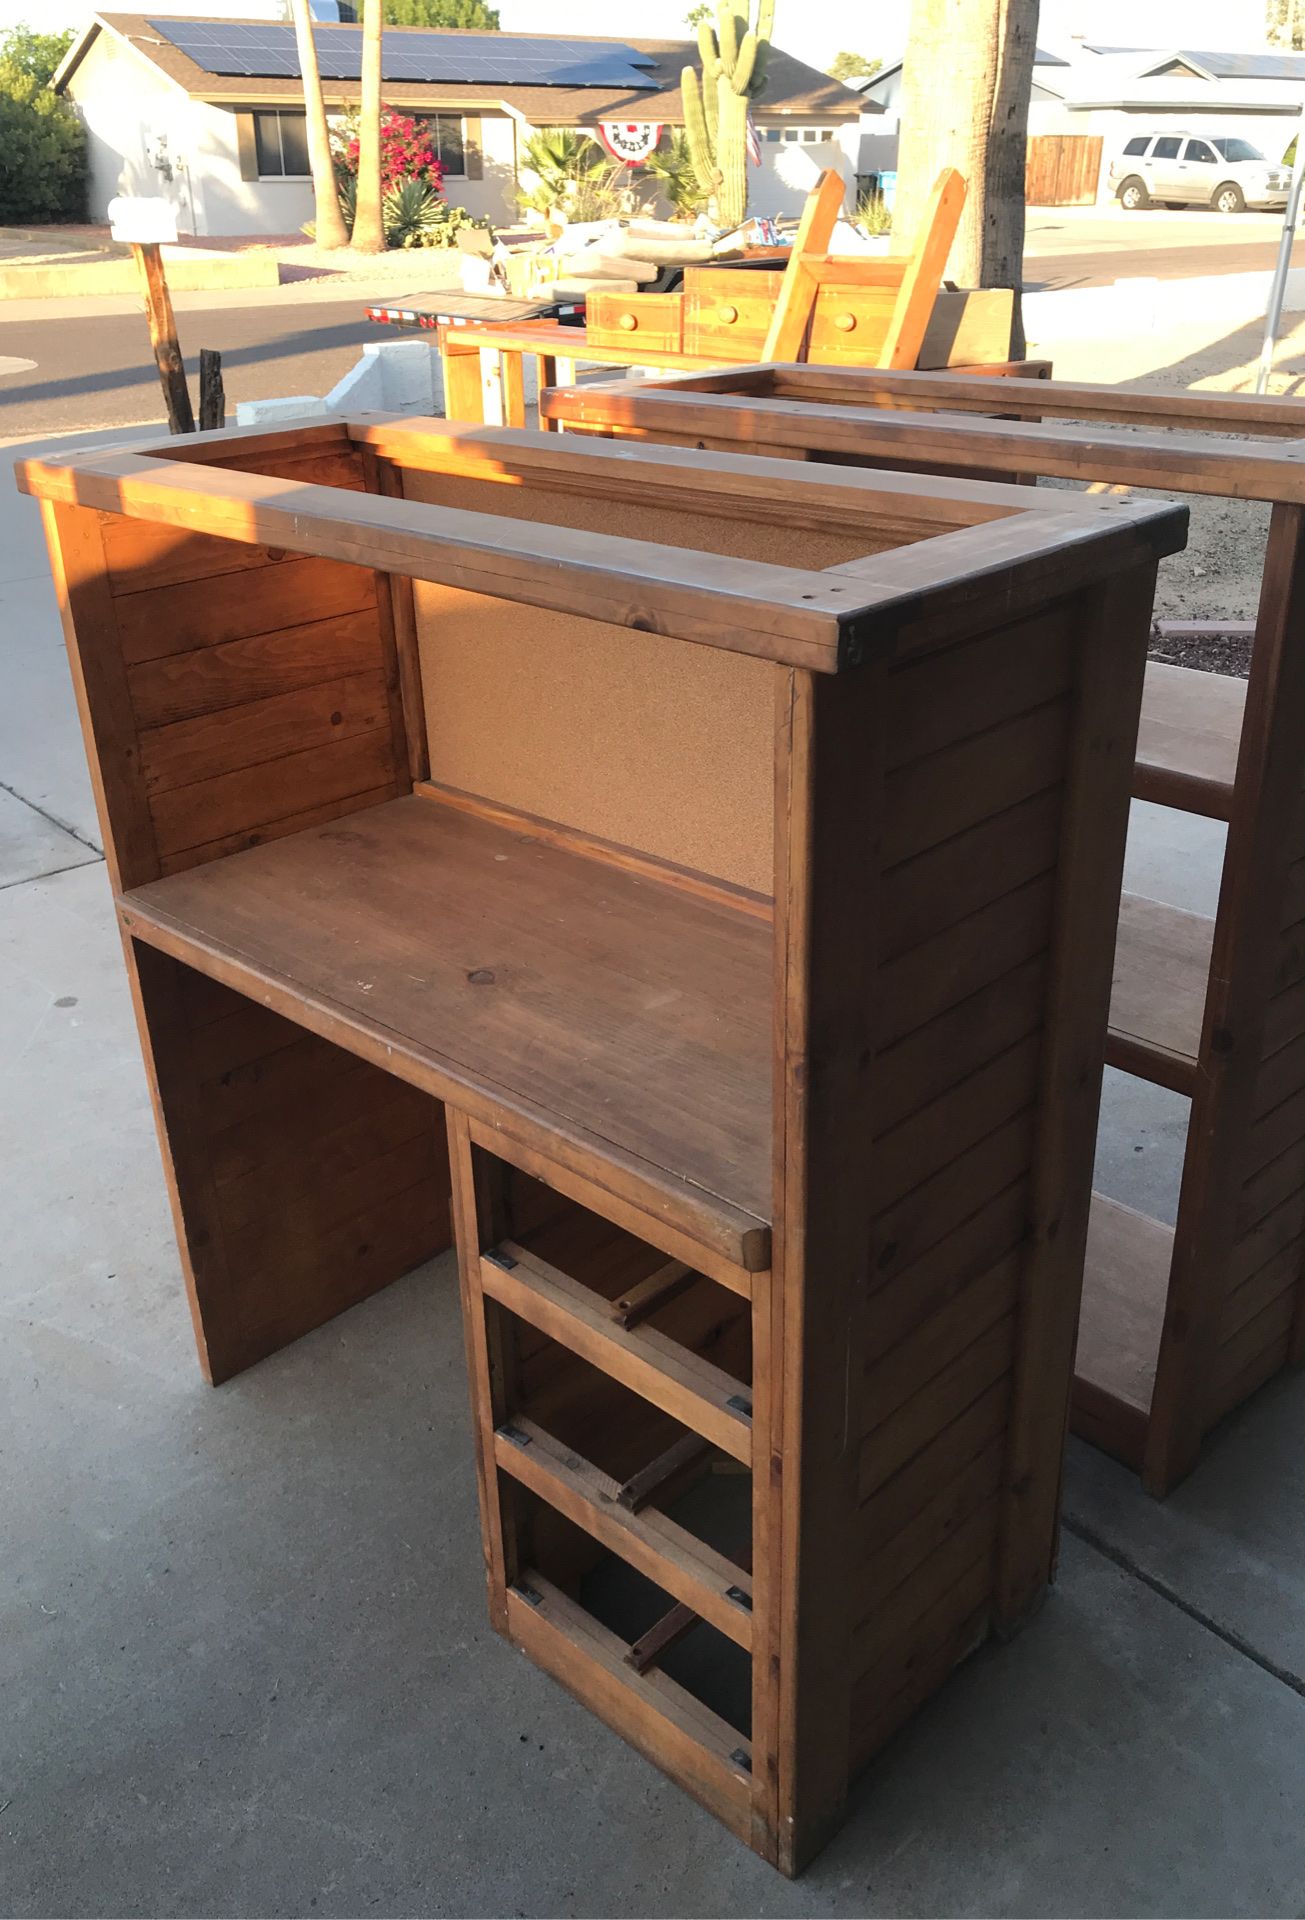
(857, 46, 1068, 90)
(1084, 45, 1305, 82)
(56, 14, 860, 122)
(1057, 42, 1305, 114)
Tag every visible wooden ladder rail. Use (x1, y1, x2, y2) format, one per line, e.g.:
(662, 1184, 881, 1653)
(445, 1108, 760, 1839)
(760, 166, 966, 370)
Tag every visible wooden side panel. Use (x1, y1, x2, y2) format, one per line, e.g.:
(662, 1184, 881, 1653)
(1210, 823, 1305, 1420)
(90, 438, 413, 875)
(847, 575, 1149, 1767)
(42, 469, 452, 1387)
(847, 618, 1068, 1765)
(130, 943, 451, 1384)
(1147, 506, 1305, 1489)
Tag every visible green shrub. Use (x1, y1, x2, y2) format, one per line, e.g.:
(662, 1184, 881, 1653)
(516, 126, 630, 222)
(0, 61, 87, 223)
(305, 174, 491, 248)
(854, 187, 893, 236)
(383, 177, 444, 246)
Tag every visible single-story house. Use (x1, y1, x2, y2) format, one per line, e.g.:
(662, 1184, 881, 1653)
(1028, 44, 1305, 172)
(857, 42, 1305, 202)
(52, 13, 863, 237)
(856, 47, 1072, 182)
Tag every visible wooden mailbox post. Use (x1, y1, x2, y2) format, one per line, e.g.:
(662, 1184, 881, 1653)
(542, 361, 1305, 1494)
(18, 419, 1183, 1871)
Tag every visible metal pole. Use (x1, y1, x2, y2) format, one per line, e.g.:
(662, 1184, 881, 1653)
(1256, 109, 1305, 395)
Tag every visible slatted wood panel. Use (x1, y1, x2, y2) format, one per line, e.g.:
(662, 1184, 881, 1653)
(44, 463, 451, 1386)
(1211, 821, 1305, 1420)
(848, 603, 1077, 1746)
(131, 946, 451, 1381)
(1026, 135, 1104, 207)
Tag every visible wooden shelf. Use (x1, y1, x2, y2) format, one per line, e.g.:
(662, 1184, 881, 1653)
(1134, 662, 1243, 821)
(119, 793, 773, 1270)
(1073, 1192, 1175, 1468)
(1107, 891, 1213, 1095)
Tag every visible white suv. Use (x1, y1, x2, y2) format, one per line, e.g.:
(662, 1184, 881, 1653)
(1110, 133, 1290, 212)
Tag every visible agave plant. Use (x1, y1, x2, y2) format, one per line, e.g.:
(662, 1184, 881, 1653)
(383, 176, 444, 247)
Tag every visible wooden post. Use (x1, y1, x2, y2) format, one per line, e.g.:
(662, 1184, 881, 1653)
(132, 241, 194, 435)
(198, 349, 225, 432)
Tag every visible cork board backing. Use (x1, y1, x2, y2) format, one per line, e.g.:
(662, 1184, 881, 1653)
(408, 474, 874, 894)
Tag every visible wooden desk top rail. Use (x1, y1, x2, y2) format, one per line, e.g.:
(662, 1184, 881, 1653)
(547, 374, 1305, 505)
(622, 361, 1305, 440)
(15, 425, 1185, 674)
(345, 414, 1072, 527)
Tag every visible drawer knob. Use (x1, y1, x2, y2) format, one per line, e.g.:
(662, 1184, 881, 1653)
(618, 311, 638, 331)
(834, 311, 857, 332)
(717, 303, 739, 323)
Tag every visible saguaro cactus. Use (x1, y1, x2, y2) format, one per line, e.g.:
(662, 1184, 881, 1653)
(682, 0, 774, 229)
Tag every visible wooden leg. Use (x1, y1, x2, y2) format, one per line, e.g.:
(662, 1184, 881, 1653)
(446, 1111, 527, 1630)
(439, 335, 484, 422)
(502, 350, 527, 429)
(538, 356, 559, 429)
(130, 938, 452, 1384)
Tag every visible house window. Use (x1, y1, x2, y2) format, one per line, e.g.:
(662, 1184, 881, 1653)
(417, 113, 465, 177)
(253, 110, 310, 178)
(802, 127, 819, 141)
(765, 127, 781, 142)
(783, 127, 799, 141)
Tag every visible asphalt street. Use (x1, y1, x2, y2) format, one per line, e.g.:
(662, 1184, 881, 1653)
(0, 296, 376, 438)
(0, 208, 1294, 440)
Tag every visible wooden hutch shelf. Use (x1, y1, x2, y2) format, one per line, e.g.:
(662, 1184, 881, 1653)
(1136, 661, 1243, 819)
(543, 361, 1305, 1492)
(19, 413, 1182, 1872)
(1107, 893, 1213, 1097)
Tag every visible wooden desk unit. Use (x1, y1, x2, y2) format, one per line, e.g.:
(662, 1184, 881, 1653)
(18, 418, 1184, 1872)
(543, 360, 1305, 1494)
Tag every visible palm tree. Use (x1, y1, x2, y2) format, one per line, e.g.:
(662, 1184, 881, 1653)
(351, 0, 386, 251)
(288, 0, 348, 249)
(893, 0, 1038, 354)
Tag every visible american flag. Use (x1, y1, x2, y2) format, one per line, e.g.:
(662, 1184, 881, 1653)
(746, 115, 761, 165)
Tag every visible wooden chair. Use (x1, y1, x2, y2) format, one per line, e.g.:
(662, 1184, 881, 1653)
(540, 360, 1305, 1494)
(21, 416, 1181, 1870)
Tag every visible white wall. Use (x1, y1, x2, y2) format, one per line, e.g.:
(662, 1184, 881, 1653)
(67, 30, 203, 231)
(747, 120, 858, 217)
(67, 30, 523, 237)
(463, 113, 519, 224)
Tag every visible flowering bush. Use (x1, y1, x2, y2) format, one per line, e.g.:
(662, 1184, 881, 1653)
(334, 107, 444, 194)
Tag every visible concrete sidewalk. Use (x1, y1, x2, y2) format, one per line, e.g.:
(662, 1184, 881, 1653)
(3, 430, 1305, 1918)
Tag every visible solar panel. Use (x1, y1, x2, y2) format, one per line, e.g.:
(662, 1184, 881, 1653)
(148, 20, 660, 87)
(1183, 47, 1305, 80)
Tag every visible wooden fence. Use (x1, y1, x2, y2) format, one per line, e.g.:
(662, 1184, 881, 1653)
(1026, 135, 1104, 207)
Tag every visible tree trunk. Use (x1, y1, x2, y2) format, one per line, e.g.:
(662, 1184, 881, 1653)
(289, 0, 348, 250)
(894, 0, 1039, 355)
(352, 0, 386, 253)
